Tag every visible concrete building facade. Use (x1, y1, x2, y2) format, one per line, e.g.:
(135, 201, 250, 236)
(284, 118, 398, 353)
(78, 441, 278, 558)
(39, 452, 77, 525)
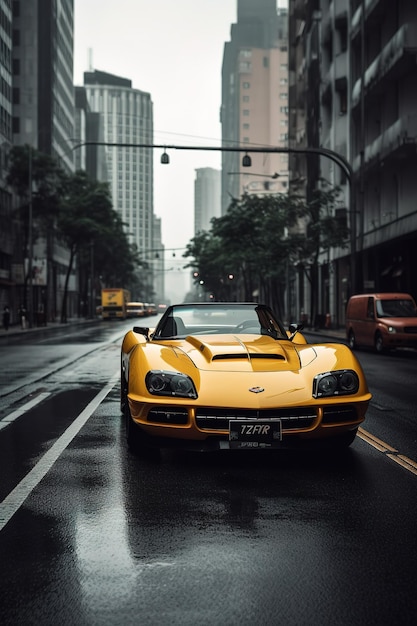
(10, 0, 76, 323)
(83, 70, 154, 255)
(221, 0, 289, 214)
(0, 0, 13, 318)
(194, 167, 221, 234)
(82, 70, 163, 303)
(289, 0, 417, 328)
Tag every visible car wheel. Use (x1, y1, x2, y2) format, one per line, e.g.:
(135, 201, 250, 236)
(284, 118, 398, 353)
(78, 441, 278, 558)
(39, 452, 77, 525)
(374, 332, 385, 353)
(315, 429, 358, 450)
(348, 330, 356, 350)
(124, 401, 141, 450)
(120, 358, 128, 414)
(124, 400, 159, 459)
(333, 429, 358, 448)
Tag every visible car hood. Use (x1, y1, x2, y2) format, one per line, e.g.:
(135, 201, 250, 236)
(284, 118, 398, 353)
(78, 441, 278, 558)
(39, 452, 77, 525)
(158, 334, 318, 372)
(126, 332, 369, 408)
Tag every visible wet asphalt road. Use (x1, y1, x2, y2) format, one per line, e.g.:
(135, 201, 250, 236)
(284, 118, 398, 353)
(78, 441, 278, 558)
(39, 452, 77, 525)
(0, 322, 417, 625)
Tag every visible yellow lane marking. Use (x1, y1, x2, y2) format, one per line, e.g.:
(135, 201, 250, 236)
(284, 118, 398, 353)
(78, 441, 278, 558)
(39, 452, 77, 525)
(358, 427, 417, 476)
(358, 428, 397, 452)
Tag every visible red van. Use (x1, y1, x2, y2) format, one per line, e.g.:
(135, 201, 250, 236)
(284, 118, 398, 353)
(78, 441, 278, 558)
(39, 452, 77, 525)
(346, 293, 417, 353)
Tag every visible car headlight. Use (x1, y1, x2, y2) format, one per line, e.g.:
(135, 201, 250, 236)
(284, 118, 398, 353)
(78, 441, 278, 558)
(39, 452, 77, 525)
(387, 325, 397, 334)
(145, 370, 197, 398)
(313, 369, 359, 398)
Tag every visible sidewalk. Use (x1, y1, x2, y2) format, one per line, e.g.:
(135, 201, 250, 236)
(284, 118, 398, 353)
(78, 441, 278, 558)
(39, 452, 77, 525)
(1, 318, 346, 342)
(0, 317, 101, 340)
(304, 326, 346, 341)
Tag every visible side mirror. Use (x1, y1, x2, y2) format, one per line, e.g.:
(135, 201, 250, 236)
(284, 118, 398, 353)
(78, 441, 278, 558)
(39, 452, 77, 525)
(288, 322, 305, 340)
(133, 326, 150, 339)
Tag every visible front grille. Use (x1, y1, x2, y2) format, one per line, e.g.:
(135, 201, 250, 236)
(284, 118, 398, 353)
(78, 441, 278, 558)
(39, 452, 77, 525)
(404, 326, 417, 334)
(147, 408, 188, 424)
(322, 405, 358, 424)
(195, 408, 316, 431)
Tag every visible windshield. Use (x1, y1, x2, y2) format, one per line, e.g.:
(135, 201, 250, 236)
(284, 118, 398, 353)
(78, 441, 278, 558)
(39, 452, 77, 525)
(376, 299, 417, 318)
(154, 303, 288, 339)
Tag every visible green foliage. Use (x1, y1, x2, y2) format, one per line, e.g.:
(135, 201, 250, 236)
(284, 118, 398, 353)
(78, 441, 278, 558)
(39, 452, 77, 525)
(184, 184, 349, 318)
(7, 145, 140, 319)
(184, 192, 304, 311)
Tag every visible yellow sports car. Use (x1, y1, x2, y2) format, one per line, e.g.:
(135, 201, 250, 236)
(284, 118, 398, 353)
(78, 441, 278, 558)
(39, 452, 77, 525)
(121, 302, 371, 452)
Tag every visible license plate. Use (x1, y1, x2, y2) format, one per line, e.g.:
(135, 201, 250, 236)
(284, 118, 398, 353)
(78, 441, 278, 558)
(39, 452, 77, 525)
(229, 420, 282, 449)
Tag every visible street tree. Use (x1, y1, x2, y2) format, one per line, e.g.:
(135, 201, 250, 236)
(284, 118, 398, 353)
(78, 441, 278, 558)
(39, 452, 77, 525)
(58, 170, 138, 322)
(7, 146, 138, 322)
(6, 145, 66, 311)
(185, 192, 303, 316)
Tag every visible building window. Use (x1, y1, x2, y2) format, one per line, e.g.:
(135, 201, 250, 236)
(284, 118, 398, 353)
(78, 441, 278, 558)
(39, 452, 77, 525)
(263, 56, 269, 68)
(242, 82, 250, 89)
(242, 109, 250, 116)
(243, 95, 249, 102)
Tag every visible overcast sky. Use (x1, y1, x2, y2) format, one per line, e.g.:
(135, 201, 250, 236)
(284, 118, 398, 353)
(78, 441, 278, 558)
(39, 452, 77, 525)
(73, 1, 287, 297)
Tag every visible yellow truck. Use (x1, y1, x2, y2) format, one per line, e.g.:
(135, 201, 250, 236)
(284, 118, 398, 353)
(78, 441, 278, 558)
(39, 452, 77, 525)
(101, 288, 131, 320)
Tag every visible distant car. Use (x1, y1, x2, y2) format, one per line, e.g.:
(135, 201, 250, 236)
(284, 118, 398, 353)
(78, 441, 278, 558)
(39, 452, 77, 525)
(126, 302, 146, 318)
(121, 302, 371, 453)
(146, 302, 157, 316)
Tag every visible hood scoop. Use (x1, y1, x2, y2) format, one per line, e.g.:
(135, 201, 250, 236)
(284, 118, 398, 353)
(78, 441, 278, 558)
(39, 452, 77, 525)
(212, 352, 285, 361)
(180, 333, 300, 371)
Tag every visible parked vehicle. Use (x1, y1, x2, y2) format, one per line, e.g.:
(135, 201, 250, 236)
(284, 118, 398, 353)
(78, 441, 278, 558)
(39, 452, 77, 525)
(126, 302, 146, 318)
(121, 302, 371, 454)
(346, 292, 417, 353)
(146, 302, 157, 316)
(101, 288, 131, 320)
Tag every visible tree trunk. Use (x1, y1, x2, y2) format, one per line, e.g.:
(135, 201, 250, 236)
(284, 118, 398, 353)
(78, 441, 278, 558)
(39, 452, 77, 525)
(60, 246, 75, 323)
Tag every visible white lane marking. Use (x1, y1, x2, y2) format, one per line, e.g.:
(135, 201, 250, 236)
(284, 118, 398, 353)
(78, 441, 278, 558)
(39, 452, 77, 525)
(358, 427, 417, 476)
(0, 393, 52, 431)
(0, 371, 119, 532)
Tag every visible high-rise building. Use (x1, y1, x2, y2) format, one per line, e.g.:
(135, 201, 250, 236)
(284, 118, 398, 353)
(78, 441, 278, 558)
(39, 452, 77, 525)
(194, 168, 221, 234)
(11, 0, 76, 322)
(12, 0, 75, 170)
(221, 0, 289, 213)
(82, 70, 154, 257)
(0, 0, 13, 316)
(288, 0, 417, 327)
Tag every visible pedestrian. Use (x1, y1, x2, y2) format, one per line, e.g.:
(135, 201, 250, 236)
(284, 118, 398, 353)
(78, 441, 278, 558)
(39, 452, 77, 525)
(2, 305, 10, 331)
(19, 305, 27, 329)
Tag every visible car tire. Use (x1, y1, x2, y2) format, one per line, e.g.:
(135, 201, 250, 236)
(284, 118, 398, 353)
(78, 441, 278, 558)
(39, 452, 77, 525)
(348, 330, 356, 350)
(313, 429, 358, 450)
(120, 358, 128, 415)
(124, 402, 141, 450)
(124, 400, 160, 460)
(374, 332, 385, 353)
(332, 429, 358, 448)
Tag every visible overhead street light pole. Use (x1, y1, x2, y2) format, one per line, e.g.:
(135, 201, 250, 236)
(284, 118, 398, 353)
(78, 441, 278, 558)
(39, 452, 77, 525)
(72, 142, 357, 294)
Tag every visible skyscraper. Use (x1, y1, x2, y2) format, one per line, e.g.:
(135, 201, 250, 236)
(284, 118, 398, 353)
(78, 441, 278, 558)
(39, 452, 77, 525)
(11, 0, 76, 321)
(221, 0, 288, 213)
(0, 0, 13, 316)
(13, 0, 75, 170)
(194, 168, 221, 234)
(83, 70, 154, 256)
